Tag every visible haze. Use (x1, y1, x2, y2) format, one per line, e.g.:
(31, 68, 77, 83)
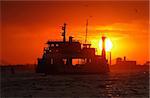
(1, 1, 149, 65)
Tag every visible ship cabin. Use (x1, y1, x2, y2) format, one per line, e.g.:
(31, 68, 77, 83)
(39, 36, 99, 66)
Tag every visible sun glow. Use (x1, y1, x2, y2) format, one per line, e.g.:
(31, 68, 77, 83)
(99, 38, 113, 52)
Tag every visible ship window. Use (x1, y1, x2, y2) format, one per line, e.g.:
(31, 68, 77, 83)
(81, 59, 85, 64)
(51, 44, 54, 47)
(63, 59, 67, 65)
(51, 58, 53, 64)
(49, 50, 52, 52)
(56, 44, 59, 47)
(89, 59, 92, 63)
(85, 58, 87, 63)
(72, 59, 79, 66)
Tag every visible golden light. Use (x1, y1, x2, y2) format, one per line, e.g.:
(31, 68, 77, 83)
(99, 38, 113, 52)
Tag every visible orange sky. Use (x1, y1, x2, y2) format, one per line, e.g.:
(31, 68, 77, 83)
(1, 1, 149, 65)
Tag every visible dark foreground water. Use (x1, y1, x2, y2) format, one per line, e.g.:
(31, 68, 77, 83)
(1, 70, 149, 98)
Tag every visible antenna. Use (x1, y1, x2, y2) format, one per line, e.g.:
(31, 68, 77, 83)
(85, 19, 88, 43)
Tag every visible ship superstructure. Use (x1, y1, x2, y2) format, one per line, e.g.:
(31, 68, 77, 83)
(36, 23, 109, 74)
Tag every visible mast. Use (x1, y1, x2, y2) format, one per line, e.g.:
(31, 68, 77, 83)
(62, 23, 66, 43)
(85, 19, 88, 44)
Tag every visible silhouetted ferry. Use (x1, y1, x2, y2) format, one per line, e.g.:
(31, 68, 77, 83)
(36, 23, 109, 74)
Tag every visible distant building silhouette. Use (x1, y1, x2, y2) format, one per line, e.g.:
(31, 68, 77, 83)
(116, 56, 136, 66)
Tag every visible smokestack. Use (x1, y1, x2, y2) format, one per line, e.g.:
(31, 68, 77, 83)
(69, 36, 73, 44)
(102, 36, 106, 59)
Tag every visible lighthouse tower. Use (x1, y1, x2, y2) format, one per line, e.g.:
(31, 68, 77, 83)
(102, 36, 106, 59)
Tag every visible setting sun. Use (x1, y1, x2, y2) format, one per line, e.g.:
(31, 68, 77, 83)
(99, 38, 113, 52)
(1, 1, 149, 65)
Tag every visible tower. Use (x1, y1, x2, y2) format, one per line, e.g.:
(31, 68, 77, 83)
(102, 36, 106, 59)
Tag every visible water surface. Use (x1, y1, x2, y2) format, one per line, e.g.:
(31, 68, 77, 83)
(1, 70, 149, 98)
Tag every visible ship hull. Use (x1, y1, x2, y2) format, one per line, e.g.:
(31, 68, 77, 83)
(36, 63, 109, 74)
